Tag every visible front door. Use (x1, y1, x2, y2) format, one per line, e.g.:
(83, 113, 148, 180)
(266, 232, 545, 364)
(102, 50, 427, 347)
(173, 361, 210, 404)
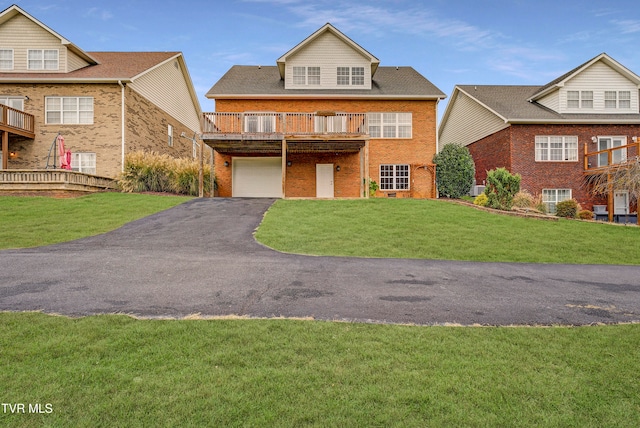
(614, 191, 629, 215)
(316, 164, 334, 198)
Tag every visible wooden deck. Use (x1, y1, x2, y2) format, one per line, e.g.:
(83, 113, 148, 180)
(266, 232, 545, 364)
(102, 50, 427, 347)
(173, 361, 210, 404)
(0, 170, 116, 192)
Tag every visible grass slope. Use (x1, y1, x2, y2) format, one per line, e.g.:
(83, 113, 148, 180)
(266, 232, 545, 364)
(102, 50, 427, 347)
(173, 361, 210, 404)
(0, 192, 191, 249)
(256, 199, 640, 264)
(1, 313, 639, 427)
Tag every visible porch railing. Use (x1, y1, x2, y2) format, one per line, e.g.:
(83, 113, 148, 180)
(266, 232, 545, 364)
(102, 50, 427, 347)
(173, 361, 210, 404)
(0, 170, 116, 191)
(584, 140, 640, 172)
(0, 105, 35, 136)
(202, 112, 368, 138)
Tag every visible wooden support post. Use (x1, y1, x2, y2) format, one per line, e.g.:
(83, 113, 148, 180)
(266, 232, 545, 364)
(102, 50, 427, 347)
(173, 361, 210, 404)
(364, 139, 370, 198)
(608, 172, 614, 223)
(1, 131, 8, 170)
(199, 138, 204, 198)
(281, 139, 287, 198)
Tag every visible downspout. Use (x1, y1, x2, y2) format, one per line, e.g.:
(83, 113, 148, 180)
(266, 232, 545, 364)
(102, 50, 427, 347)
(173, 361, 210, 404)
(118, 80, 126, 172)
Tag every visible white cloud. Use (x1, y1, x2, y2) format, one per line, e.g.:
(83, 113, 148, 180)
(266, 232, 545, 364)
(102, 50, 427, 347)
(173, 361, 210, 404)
(85, 7, 113, 21)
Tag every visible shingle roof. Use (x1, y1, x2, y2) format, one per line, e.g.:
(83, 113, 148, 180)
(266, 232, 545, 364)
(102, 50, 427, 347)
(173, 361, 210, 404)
(0, 52, 180, 81)
(206, 65, 446, 99)
(457, 84, 640, 123)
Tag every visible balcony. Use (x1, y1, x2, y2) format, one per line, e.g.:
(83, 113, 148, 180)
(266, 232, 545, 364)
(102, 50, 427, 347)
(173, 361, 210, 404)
(0, 104, 35, 139)
(202, 112, 368, 140)
(583, 140, 639, 173)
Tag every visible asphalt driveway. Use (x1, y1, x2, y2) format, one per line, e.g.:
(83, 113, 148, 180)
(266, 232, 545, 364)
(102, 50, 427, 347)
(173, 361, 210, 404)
(1, 198, 639, 325)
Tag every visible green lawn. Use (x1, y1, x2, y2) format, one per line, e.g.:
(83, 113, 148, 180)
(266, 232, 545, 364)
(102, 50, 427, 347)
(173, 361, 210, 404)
(2, 194, 639, 426)
(1, 312, 639, 427)
(0, 192, 191, 249)
(256, 199, 640, 264)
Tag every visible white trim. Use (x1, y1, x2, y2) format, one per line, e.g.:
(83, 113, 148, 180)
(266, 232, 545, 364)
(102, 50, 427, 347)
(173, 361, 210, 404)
(0, 48, 14, 70)
(535, 136, 578, 162)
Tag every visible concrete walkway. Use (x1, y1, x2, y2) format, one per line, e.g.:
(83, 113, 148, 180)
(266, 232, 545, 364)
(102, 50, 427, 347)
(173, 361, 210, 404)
(1, 198, 639, 325)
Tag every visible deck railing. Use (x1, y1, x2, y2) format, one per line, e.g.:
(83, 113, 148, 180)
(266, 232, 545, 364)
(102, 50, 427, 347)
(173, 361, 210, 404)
(0, 105, 35, 136)
(0, 170, 116, 191)
(584, 141, 640, 172)
(202, 112, 368, 138)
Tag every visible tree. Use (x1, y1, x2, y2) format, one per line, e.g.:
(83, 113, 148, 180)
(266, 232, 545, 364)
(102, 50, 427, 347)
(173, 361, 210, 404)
(584, 158, 640, 207)
(433, 144, 475, 198)
(484, 167, 521, 210)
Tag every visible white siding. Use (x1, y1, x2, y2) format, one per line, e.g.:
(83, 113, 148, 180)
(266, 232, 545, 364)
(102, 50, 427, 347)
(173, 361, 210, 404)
(560, 61, 639, 113)
(285, 31, 371, 90)
(536, 91, 559, 112)
(0, 14, 67, 72)
(129, 58, 200, 131)
(439, 90, 509, 147)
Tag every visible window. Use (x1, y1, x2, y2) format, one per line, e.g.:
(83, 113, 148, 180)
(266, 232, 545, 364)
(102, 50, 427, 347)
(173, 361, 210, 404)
(380, 164, 410, 190)
(244, 114, 275, 133)
(535, 136, 578, 161)
(619, 91, 631, 109)
(543, 189, 571, 214)
(308, 67, 320, 85)
(168, 124, 173, 147)
(566, 90, 593, 109)
(581, 91, 593, 108)
(0, 49, 13, 70)
(368, 113, 412, 138)
(314, 114, 346, 133)
(293, 66, 320, 85)
(28, 49, 58, 70)
(352, 67, 364, 85)
(45, 97, 94, 124)
(605, 91, 631, 109)
(293, 67, 306, 85)
(337, 67, 365, 86)
(598, 137, 627, 167)
(0, 97, 24, 111)
(337, 67, 350, 85)
(71, 152, 96, 174)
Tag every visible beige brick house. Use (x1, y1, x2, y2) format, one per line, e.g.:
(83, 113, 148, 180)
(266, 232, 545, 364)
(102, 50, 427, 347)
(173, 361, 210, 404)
(203, 23, 445, 198)
(0, 4, 201, 178)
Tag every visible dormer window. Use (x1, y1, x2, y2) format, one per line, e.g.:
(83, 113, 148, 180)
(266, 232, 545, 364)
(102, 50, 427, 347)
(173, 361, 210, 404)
(28, 49, 58, 70)
(293, 66, 320, 85)
(605, 91, 631, 109)
(567, 90, 593, 109)
(0, 49, 13, 70)
(337, 67, 365, 86)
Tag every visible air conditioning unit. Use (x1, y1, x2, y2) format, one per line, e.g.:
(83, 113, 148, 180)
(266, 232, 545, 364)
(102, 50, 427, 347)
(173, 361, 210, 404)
(470, 185, 485, 197)
(593, 205, 607, 214)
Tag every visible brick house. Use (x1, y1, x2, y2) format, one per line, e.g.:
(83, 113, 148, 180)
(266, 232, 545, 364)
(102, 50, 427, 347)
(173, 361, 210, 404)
(202, 23, 445, 198)
(0, 4, 201, 178)
(439, 53, 640, 218)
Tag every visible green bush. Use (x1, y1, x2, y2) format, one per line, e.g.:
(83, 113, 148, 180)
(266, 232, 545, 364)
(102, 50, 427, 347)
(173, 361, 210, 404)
(119, 151, 213, 196)
(555, 199, 579, 218)
(578, 209, 594, 220)
(473, 193, 488, 207)
(433, 144, 475, 199)
(369, 179, 379, 197)
(483, 168, 521, 210)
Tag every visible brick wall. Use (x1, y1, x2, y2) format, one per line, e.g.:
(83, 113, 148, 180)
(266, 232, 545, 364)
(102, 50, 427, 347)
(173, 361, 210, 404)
(214, 98, 438, 198)
(2, 83, 202, 178)
(468, 123, 640, 209)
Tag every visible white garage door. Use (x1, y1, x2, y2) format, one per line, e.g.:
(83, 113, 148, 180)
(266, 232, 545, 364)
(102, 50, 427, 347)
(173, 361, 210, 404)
(232, 157, 283, 197)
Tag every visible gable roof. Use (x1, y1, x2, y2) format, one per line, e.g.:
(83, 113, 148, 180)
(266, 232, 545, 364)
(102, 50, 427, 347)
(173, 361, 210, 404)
(276, 23, 380, 78)
(207, 65, 446, 100)
(0, 51, 182, 82)
(0, 4, 98, 65)
(529, 52, 640, 101)
(451, 84, 640, 124)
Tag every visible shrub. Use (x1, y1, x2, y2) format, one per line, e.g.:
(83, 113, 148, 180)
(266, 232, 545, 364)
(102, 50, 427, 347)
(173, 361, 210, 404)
(369, 179, 379, 197)
(555, 199, 579, 218)
(578, 209, 594, 220)
(119, 151, 213, 196)
(473, 193, 488, 207)
(512, 190, 535, 208)
(483, 168, 521, 210)
(433, 144, 475, 199)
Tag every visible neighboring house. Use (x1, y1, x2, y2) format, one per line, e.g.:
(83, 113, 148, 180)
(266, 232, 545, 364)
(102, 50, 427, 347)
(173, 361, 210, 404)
(439, 53, 640, 218)
(203, 23, 445, 198)
(0, 4, 202, 178)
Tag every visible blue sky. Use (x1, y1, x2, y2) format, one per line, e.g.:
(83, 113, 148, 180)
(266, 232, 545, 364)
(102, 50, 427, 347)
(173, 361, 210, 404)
(11, 0, 640, 120)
